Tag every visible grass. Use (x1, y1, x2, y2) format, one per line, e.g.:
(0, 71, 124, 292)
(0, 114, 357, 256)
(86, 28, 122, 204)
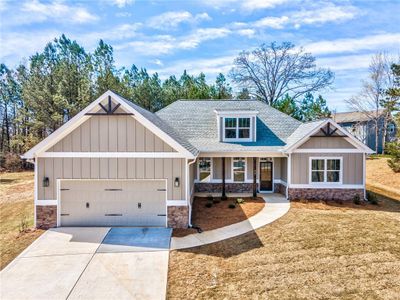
(174, 197, 265, 237)
(366, 157, 400, 201)
(0, 171, 44, 270)
(167, 158, 400, 299)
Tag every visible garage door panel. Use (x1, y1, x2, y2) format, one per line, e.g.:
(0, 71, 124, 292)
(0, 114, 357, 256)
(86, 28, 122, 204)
(60, 180, 166, 227)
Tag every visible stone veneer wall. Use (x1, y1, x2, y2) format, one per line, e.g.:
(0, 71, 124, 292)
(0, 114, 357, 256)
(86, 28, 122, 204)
(288, 188, 364, 201)
(168, 206, 189, 228)
(36, 205, 57, 229)
(194, 183, 254, 193)
(274, 183, 286, 195)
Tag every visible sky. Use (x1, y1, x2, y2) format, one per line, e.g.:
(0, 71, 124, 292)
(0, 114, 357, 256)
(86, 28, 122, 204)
(0, 0, 399, 112)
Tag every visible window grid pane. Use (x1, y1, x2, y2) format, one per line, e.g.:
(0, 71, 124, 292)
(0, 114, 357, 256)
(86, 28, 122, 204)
(233, 158, 246, 182)
(312, 159, 325, 171)
(199, 158, 211, 182)
(225, 118, 236, 128)
(327, 159, 340, 171)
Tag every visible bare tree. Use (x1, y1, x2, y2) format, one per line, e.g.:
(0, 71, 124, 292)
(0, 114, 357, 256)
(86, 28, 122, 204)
(346, 52, 395, 154)
(229, 42, 334, 106)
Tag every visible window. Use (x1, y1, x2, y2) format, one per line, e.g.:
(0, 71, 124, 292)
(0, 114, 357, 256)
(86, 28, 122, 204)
(310, 157, 342, 184)
(198, 158, 212, 182)
(224, 117, 251, 140)
(233, 157, 246, 182)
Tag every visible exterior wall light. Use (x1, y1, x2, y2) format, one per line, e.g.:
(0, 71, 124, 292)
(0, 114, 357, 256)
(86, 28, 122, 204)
(174, 177, 180, 188)
(43, 177, 49, 187)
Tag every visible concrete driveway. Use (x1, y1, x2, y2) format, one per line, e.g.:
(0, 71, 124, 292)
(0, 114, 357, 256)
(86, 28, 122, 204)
(0, 227, 172, 300)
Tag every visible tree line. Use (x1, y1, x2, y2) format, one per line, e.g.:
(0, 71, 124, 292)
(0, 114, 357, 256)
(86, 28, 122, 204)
(1, 36, 334, 168)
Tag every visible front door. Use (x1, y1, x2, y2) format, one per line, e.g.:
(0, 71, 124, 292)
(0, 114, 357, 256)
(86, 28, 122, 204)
(260, 161, 273, 191)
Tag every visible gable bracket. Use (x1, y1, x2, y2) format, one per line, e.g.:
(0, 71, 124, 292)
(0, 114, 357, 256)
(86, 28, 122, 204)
(85, 96, 133, 116)
(317, 122, 346, 137)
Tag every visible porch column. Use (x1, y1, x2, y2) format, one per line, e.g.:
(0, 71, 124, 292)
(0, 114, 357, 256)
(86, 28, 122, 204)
(221, 157, 227, 200)
(253, 157, 257, 198)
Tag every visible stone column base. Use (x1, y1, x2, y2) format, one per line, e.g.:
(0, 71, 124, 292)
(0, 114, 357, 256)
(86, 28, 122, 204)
(36, 205, 57, 229)
(194, 182, 254, 193)
(167, 206, 189, 228)
(288, 188, 364, 201)
(274, 183, 286, 195)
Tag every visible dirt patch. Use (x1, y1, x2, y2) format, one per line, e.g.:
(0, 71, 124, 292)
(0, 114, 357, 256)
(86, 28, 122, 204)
(173, 197, 265, 237)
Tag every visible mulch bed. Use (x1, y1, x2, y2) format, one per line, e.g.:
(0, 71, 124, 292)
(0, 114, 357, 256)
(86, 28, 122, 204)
(173, 196, 265, 237)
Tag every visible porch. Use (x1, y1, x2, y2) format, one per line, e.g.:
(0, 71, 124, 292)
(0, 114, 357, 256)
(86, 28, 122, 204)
(191, 156, 288, 197)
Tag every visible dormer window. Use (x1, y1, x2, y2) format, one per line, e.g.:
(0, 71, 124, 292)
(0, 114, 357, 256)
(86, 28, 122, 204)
(224, 117, 251, 139)
(215, 109, 258, 142)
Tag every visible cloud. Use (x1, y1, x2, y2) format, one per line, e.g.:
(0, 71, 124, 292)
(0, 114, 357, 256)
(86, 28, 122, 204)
(150, 54, 236, 79)
(0, 30, 61, 65)
(203, 0, 287, 11)
(305, 33, 400, 55)
(115, 27, 231, 55)
(251, 3, 358, 30)
(151, 59, 164, 66)
(253, 16, 289, 29)
(237, 29, 256, 37)
(147, 11, 211, 30)
(19, 0, 98, 24)
(317, 54, 373, 71)
(241, 0, 288, 11)
(110, 0, 134, 7)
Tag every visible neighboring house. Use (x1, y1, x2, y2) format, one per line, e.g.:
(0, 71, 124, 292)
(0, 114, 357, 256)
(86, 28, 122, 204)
(333, 110, 397, 154)
(23, 91, 373, 229)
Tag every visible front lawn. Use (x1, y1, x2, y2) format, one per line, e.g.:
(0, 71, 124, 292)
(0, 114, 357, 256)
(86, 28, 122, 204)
(168, 158, 400, 299)
(168, 197, 400, 299)
(0, 172, 44, 270)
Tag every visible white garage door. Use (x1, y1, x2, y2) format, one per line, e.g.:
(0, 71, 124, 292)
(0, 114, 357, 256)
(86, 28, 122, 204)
(60, 180, 166, 227)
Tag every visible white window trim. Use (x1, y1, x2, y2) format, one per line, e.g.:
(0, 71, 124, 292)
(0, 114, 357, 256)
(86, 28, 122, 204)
(309, 156, 343, 185)
(197, 157, 213, 182)
(232, 157, 247, 182)
(222, 116, 253, 142)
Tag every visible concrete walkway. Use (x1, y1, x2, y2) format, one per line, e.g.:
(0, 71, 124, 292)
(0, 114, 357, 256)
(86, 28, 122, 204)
(170, 193, 290, 250)
(1, 227, 172, 300)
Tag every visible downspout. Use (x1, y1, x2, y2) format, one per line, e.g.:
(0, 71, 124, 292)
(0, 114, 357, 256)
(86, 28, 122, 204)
(286, 153, 291, 200)
(186, 157, 197, 227)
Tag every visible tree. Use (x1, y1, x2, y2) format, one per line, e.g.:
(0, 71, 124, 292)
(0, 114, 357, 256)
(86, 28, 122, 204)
(229, 42, 334, 105)
(93, 40, 122, 96)
(346, 53, 395, 153)
(211, 73, 232, 99)
(298, 93, 331, 121)
(273, 93, 331, 121)
(385, 64, 400, 172)
(273, 94, 300, 119)
(236, 88, 251, 100)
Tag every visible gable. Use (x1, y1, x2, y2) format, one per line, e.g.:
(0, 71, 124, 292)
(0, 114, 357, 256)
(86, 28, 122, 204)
(298, 136, 356, 149)
(286, 119, 374, 153)
(48, 115, 176, 153)
(23, 91, 196, 159)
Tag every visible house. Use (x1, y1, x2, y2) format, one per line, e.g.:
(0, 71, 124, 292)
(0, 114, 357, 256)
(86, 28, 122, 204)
(23, 91, 373, 229)
(333, 110, 397, 154)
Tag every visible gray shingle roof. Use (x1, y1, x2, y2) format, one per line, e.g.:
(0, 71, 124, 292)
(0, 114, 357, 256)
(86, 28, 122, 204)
(156, 100, 302, 153)
(333, 110, 384, 123)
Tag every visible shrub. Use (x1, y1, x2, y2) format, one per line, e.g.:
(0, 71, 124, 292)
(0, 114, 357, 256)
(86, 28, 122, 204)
(207, 195, 213, 202)
(205, 201, 213, 208)
(228, 203, 236, 209)
(386, 141, 400, 172)
(236, 198, 245, 204)
(353, 194, 361, 205)
(3, 153, 23, 172)
(19, 214, 29, 233)
(367, 191, 379, 205)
